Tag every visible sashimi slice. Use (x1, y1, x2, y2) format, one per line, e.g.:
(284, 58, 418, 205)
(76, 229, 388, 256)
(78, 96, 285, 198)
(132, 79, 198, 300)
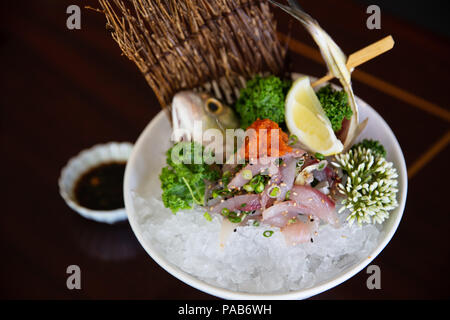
(289, 185, 338, 225)
(281, 219, 319, 245)
(210, 194, 261, 213)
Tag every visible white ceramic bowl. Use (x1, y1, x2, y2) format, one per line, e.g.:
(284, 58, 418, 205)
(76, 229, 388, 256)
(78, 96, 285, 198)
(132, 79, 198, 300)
(59, 142, 133, 224)
(124, 88, 407, 299)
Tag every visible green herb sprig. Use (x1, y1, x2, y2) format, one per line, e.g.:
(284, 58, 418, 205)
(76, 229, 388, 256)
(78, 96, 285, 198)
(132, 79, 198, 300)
(159, 142, 220, 213)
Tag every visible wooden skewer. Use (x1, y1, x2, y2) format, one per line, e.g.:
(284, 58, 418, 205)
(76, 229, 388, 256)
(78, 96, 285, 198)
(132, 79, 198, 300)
(311, 35, 395, 87)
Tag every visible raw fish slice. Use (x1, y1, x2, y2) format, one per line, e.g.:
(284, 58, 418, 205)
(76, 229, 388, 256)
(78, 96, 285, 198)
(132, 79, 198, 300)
(262, 201, 300, 227)
(289, 185, 338, 225)
(260, 173, 282, 209)
(210, 194, 261, 213)
(281, 148, 307, 160)
(277, 157, 297, 201)
(281, 219, 319, 245)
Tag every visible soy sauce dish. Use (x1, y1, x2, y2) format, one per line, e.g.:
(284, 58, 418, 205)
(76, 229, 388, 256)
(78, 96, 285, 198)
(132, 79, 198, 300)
(59, 142, 133, 224)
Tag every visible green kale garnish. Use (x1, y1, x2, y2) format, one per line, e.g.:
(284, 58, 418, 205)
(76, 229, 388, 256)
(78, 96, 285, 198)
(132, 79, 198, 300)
(351, 139, 387, 158)
(159, 142, 220, 213)
(316, 85, 353, 132)
(235, 75, 291, 128)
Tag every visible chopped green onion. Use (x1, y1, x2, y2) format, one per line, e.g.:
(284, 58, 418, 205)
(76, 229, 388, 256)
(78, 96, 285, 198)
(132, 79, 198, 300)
(212, 188, 232, 198)
(253, 220, 260, 227)
(240, 203, 246, 208)
(269, 186, 281, 197)
(317, 160, 327, 171)
(227, 211, 242, 223)
(255, 182, 265, 193)
(275, 158, 283, 166)
(204, 212, 212, 221)
(263, 230, 274, 237)
(222, 171, 232, 185)
(250, 175, 262, 184)
(315, 152, 325, 160)
(296, 158, 305, 167)
(289, 134, 298, 146)
(288, 217, 297, 225)
(285, 190, 291, 200)
(243, 184, 254, 192)
(221, 208, 230, 216)
(242, 169, 253, 180)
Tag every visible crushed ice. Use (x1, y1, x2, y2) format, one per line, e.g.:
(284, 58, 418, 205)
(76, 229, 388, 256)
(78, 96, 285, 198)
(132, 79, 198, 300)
(134, 194, 381, 293)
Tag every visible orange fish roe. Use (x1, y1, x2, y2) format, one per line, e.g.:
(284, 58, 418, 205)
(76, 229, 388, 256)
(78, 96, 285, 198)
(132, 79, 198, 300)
(241, 119, 292, 159)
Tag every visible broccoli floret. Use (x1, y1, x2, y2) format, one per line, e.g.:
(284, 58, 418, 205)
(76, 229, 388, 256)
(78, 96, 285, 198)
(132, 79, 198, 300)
(351, 139, 387, 158)
(316, 85, 353, 132)
(235, 75, 291, 129)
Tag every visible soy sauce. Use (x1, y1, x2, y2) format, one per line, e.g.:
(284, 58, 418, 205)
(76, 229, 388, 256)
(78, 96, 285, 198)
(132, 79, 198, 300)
(74, 162, 126, 210)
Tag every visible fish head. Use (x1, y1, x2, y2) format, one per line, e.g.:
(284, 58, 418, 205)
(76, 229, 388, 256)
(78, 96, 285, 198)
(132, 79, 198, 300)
(171, 91, 239, 143)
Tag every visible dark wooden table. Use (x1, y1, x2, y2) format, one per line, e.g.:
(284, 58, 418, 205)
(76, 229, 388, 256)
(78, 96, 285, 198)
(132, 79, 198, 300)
(2, 0, 449, 299)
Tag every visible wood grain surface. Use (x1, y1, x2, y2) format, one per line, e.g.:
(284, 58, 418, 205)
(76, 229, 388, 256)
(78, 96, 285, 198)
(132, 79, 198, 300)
(1, 0, 449, 299)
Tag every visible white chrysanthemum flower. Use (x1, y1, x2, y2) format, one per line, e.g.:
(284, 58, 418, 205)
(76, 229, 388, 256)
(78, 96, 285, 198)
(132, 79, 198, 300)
(333, 146, 399, 226)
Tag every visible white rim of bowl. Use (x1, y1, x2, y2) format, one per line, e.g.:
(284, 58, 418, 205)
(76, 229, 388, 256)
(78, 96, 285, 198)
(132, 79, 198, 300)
(124, 101, 407, 300)
(59, 142, 133, 224)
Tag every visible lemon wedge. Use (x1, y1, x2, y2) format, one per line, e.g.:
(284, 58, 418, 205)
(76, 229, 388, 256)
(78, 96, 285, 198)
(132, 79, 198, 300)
(285, 76, 343, 155)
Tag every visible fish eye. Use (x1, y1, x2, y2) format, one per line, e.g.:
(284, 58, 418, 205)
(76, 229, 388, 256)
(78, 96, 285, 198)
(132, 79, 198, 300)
(206, 98, 223, 114)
